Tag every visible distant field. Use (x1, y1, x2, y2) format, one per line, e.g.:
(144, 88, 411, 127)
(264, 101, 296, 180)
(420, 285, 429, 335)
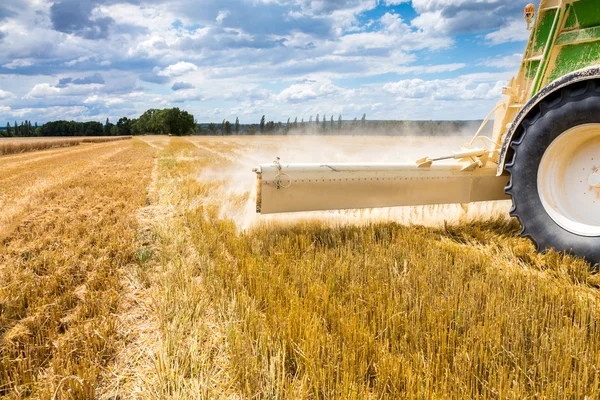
(0, 136, 131, 141)
(0, 136, 131, 156)
(1, 136, 598, 399)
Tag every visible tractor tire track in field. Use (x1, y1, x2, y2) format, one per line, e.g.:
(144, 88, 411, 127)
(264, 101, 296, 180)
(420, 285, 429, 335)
(0, 144, 129, 239)
(99, 137, 239, 398)
(184, 138, 237, 162)
(0, 140, 128, 183)
(138, 137, 168, 151)
(0, 139, 157, 398)
(0, 140, 126, 171)
(98, 153, 165, 399)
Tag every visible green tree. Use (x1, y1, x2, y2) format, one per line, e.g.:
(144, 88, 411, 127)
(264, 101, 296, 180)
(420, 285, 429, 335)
(14, 121, 18, 137)
(316, 114, 319, 128)
(294, 117, 298, 129)
(6, 122, 11, 137)
(330, 115, 334, 131)
(104, 118, 112, 136)
(248, 124, 256, 135)
(265, 121, 275, 133)
(136, 109, 163, 134)
(338, 115, 342, 131)
(286, 118, 290, 132)
(39, 120, 102, 137)
(235, 117, 240, 134)
(134, 109, 157, 134)
(361, 113, 366, 128)
(224, 120, 232, 135)
(260, 115, 266, 133)
(117, 117, 132, 136)
(208, 123, 218, 134)
(163, 108, 195, 136)
(322, 114, 326, 131)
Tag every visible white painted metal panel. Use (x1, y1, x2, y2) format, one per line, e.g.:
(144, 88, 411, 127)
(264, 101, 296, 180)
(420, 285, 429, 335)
(255, 162, 510, 214)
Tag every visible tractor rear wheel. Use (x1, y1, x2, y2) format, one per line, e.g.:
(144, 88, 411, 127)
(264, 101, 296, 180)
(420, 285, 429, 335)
(505, 81, 600, 265)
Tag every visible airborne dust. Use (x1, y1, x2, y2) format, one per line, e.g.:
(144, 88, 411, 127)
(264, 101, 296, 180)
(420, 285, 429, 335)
(189, 130, 511, 231)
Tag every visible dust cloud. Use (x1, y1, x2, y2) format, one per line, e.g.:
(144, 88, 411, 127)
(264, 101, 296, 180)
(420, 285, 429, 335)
(193, 134, 511, 231)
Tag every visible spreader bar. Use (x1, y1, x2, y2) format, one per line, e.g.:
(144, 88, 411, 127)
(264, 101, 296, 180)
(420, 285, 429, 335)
(254, 162, 510, 214)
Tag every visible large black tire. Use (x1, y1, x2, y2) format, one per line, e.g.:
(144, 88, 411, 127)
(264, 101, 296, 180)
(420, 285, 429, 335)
(505, 80, 600, 265)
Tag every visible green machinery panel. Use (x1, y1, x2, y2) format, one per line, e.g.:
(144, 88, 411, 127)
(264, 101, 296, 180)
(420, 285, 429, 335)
(535, 0, 600, 92)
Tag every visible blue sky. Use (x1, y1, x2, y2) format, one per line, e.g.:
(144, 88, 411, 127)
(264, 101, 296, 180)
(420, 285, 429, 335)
(0, 0, 532, 124)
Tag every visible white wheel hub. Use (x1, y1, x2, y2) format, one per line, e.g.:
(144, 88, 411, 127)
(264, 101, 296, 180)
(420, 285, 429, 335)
(538, 123, 600, 237)
(589, 171, 600, 188)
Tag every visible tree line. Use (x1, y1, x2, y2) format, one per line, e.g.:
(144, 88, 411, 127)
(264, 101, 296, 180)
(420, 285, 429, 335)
(199, 115, 486, 137)
(199, 114, 367, 135)
(1, 107, 196, 137)
(2, 120, 39, 137)
(2, 109, 485, 138)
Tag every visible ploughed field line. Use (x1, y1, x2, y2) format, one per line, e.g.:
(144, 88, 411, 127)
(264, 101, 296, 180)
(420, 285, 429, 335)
(0, 140, 132, 238)
(0, 140, 128, 177)
(0, 138, 156, 398)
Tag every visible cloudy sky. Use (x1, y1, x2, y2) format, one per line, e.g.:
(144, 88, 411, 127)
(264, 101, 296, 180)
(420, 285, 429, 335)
(0, 0, 532, 124)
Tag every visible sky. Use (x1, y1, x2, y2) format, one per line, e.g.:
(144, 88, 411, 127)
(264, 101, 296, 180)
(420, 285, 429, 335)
(0, 0, 533, 124)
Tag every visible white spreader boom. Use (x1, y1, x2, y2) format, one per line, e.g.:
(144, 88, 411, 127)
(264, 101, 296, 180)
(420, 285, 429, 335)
(254, 161, 510, 214)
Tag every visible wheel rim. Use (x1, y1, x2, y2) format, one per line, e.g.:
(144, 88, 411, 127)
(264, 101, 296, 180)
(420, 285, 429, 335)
(538, 123, 600, 237)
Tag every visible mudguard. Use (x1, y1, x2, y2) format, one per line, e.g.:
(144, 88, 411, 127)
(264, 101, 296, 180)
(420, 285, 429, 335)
(498, 65, 600, 175)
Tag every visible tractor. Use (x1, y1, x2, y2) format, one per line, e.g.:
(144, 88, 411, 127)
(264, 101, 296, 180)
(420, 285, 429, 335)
(253, 0, 600, 265)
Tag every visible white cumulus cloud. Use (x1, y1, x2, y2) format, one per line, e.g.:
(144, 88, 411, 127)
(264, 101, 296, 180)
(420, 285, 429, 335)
(216, 10, 230, 24)
(478, 54, 523, 69)
(383, 76, 505, 101)
(0, 89, 14, 100)
(26, 84, 61, 98)
(277, 81, 343, 102)
(410, 0, 529, 35)
(0, 0, 531, 122)
(154, 62, 198, 77)
(83, 95, 126, 106)
(383, 0, 410, 5)
(3, 59, 34, 69)
(486, 19, 531, 45)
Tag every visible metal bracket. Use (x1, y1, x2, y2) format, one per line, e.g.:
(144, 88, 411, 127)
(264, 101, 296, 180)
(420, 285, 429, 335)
(273, 157, 291, 189)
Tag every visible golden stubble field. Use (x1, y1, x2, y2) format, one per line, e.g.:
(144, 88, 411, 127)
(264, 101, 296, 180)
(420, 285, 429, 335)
(1, 135, 599, 399)
(0, 136, 131, 156)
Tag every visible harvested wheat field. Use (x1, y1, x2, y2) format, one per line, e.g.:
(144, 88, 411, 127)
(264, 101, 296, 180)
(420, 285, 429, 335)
(1, 135, 599, 399)
(0, 137, 132, 156)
